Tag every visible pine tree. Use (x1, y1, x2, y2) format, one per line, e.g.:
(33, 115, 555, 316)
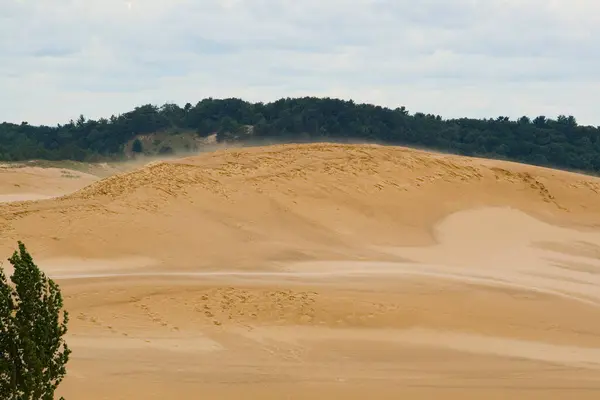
(0, 241, 71, 400)
(131, 138, 143, 153)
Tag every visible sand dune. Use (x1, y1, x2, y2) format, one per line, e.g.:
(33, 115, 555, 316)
(2, 143, 600, 269)
(2, 143, 600, 399)
(0, 164, 98, 203)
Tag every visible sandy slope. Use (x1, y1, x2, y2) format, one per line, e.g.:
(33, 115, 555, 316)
(0, 164, 98, 202)
(2, 143, 600, 268)
(1, 143, 600, 399)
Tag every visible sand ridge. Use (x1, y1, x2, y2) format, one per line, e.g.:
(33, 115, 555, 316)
(1, 143, 600, 399)
(1, 143, 600, 269)
(0, 164, 98, 202)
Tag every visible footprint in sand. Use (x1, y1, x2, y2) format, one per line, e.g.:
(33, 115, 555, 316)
(136, 302, 179, 331)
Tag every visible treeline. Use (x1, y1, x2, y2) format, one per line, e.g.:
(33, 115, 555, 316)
(1, 97, 600, 174)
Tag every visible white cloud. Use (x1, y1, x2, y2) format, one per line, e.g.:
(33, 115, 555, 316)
(0, 0, 599, 126)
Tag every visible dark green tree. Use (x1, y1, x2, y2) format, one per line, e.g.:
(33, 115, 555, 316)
(0, 242, 71, 400)
(1, 96, 600, 175)
(131, 138, 143, 153)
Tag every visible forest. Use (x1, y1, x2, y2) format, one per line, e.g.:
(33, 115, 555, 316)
(1, 96, 599, 174)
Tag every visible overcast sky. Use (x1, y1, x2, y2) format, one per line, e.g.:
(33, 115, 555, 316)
(1, 0, 598, 126)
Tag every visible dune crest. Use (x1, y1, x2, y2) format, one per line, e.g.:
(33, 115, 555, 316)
(1, 143, 599, 269)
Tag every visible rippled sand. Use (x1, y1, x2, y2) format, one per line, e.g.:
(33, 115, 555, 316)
(2, 143, 600, 399)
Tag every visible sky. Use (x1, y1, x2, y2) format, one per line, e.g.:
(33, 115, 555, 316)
(1, 0, 599, 126)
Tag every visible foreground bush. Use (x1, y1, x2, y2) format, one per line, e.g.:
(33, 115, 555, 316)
(0, 241, 71, 400)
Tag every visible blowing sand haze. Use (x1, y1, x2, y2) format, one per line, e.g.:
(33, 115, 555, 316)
(2, 143, 600, 399)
